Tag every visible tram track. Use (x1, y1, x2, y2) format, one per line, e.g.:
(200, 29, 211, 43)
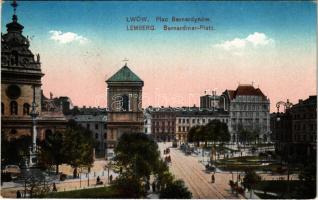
(170, 148, 226, 198)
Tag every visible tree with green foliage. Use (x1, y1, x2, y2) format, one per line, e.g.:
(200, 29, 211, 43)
(63, 120, 95, 178)
(242, 169, 261, 198)
(1, 135, 32, 166)
(187, 120, 230, 147)
(113, 133, 160, 197)
(293, 163, 316, 198)
(153, 159, 173, 191)
(38, 120, 95, 176)
(113, 133, 192, 198)
(159, 179, 192, 199)
(111, 173, 144, 198)
(187, 125, 203, 146)
(39, 131, 65, 174)
(204, 119, 231, 145)
(237, 128, 257, 146)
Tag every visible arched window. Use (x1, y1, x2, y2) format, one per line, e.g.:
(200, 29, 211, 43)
(122, 95, 129, 111)
(10, 101, 18, 115)
(1, 102, 4, 115)
(23, 103, 30, 115)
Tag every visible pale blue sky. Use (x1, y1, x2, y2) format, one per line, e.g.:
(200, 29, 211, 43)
(1, 1, 316, 110)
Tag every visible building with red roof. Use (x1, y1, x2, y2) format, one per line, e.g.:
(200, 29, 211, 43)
(220, 84, 270, 143)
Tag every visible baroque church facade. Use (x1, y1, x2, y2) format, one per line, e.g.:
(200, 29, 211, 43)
(1, 4, 67, 141)
(106, 65, 144, 149)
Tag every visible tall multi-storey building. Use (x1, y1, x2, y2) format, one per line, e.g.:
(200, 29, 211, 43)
(67, 106, 107, 154)
(1, 3, 67, 143)
(271, 96, 317, 162)
(220, 84, 270, 143)
(106, 64, 144, 151)
(175, 107, 230, 142)
(290, 96, 316, 160)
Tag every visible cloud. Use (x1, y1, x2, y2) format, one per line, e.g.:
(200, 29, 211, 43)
(215, 32, 274, 51)
(49, 30, 88, 44)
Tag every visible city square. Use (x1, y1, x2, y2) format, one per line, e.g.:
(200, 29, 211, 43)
(1, 0, 317, 199)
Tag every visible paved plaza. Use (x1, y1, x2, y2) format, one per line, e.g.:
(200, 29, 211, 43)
(1, 160, 117, 198)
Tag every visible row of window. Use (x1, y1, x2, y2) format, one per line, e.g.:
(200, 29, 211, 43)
(177, 118, 228, 124)
(231, 125, 268, 132)
(234, 95, 264, 102)
(94, 132, 109, 140)
(178, 126, 190, 132)
(152, 128, 175, 133)
(294, 123, 316, 131)
(152, 114, 175, 119)
(1, 101, 31, 115)
(231, 111, 268, 117)
(85, 123, 107, 130)
(152, 121, 175, 126)
(293, 112, 317, 120)
(231, 118, 268, 122)
(231, 103, 268, 111)
(294, 134, 317, 142)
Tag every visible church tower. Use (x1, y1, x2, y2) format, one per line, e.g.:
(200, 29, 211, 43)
(106, 64, 144, 149)
(1, 1, 67, 143)
(1, 1, 44, 138)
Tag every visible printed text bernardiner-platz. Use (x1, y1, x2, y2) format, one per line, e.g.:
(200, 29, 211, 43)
(126, 16, 214, 31)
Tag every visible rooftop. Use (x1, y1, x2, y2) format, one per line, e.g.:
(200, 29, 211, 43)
(225, 84, 267, 100)
(106, 65, 143, 83)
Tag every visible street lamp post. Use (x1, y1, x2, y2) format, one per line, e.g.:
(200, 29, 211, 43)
(79, 168, 82, 188)
(276, 113, 291, 198)
(105, 160, 112, 185)
(87, 167, 90, 187)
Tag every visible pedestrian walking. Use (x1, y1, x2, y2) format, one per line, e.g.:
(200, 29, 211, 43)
(110, 174, 113, 183)
(16, 190, 21, 198)
(96, 176, 100, 184)
(52, 182, 57, 192)
(211, 174, 215, 183)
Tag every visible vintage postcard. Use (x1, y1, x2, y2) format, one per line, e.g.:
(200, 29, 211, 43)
(1, 0, 317, 199)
